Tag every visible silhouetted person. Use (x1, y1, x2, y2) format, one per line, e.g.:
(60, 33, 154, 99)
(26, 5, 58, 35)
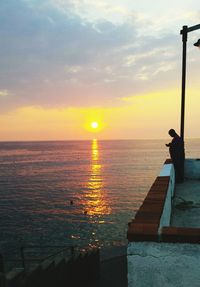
(166, 129, 184, 183)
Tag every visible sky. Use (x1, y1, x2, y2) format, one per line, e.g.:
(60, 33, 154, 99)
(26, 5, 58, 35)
(0, 0, 200, 140)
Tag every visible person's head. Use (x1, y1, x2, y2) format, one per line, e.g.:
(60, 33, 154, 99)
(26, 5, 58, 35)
(168, 129, 177, 138)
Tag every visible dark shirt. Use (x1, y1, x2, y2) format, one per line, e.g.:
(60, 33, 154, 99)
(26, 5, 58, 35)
(169, 135, 184, 162)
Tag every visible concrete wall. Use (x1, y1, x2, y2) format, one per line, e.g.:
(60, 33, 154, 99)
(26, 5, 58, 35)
(159, 163, 175, 231)
(185, 159, 200, 179)
(127, 161, 176, 287)
(158, 159, 200, 180)
(127, 160, 200, 287)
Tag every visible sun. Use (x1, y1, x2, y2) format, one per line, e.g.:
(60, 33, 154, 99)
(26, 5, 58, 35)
(91, 121, 99, 129)
(84, 120, 103, 133)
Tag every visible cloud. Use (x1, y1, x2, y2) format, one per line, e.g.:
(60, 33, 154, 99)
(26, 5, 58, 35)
(50, 0, 131, 24)
(0, 0, 138, 110)
(0, 90, 9, 97)
(0, 0, 199, 114)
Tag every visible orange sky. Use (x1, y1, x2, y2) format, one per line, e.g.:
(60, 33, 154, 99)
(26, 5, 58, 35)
(1, 88, 200, 141)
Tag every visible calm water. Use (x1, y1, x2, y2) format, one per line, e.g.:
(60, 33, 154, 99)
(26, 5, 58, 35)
(0, 139, 199, 255)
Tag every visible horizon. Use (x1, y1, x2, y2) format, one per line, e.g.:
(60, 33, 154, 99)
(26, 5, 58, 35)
(0, 1, 200, 141)
(1, 137, 200, 143)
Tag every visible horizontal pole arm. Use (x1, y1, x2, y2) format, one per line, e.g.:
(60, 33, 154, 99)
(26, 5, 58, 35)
(187, 24, 200, 32)
(181, 24, 200, 34)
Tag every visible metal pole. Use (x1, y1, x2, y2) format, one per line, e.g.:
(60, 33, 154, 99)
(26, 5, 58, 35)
(179, 23, 200, 180)
(180, 24, 200, 141)
(179, 25, 188, 180)
(20, 247, 25, 271)
(0, 254, 4, 273)
(180, 25, 188, 145)
(0, 254, 5, 287)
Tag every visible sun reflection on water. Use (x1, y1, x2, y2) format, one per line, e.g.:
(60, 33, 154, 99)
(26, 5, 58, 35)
(83, 139, 111, 216)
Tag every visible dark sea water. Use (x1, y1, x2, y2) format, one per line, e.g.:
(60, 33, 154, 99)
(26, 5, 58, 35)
(0, 139, 199, 260)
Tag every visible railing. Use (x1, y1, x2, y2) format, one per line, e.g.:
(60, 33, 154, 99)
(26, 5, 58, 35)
(0, 245, 100, 287)
(1, 245, 75, 272)
(20, 245, 75, 271)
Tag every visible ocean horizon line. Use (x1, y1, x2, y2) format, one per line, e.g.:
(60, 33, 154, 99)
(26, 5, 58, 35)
(0, 137, 200, 143)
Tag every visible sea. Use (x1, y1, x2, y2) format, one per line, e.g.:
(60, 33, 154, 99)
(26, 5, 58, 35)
(0, 139, 200, 265)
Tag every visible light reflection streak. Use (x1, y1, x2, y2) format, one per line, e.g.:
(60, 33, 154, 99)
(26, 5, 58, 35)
(83, 139, 111, 216)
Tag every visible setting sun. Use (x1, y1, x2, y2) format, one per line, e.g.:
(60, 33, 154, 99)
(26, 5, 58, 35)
(91, 122, 99, 129)
(83, 115, 104, 134)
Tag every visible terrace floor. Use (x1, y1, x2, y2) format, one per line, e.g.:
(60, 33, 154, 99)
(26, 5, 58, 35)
(171, 179, 200, 228)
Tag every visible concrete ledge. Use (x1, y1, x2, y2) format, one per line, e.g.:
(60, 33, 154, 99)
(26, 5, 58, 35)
(128, 159, 200, 244)
(127, 221, 159, 242)
(127, 163, 172, 242)
(159, 163, 173, 176)
(127, 158, 200, 287)
(164, 158, 172, 164)
(162, 227, 200, 243)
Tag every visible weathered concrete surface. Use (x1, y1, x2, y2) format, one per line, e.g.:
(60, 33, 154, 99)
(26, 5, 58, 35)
(185, 159, 200, 179)
(171, 179, 200, 228)
(128, 242, 200, 287)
